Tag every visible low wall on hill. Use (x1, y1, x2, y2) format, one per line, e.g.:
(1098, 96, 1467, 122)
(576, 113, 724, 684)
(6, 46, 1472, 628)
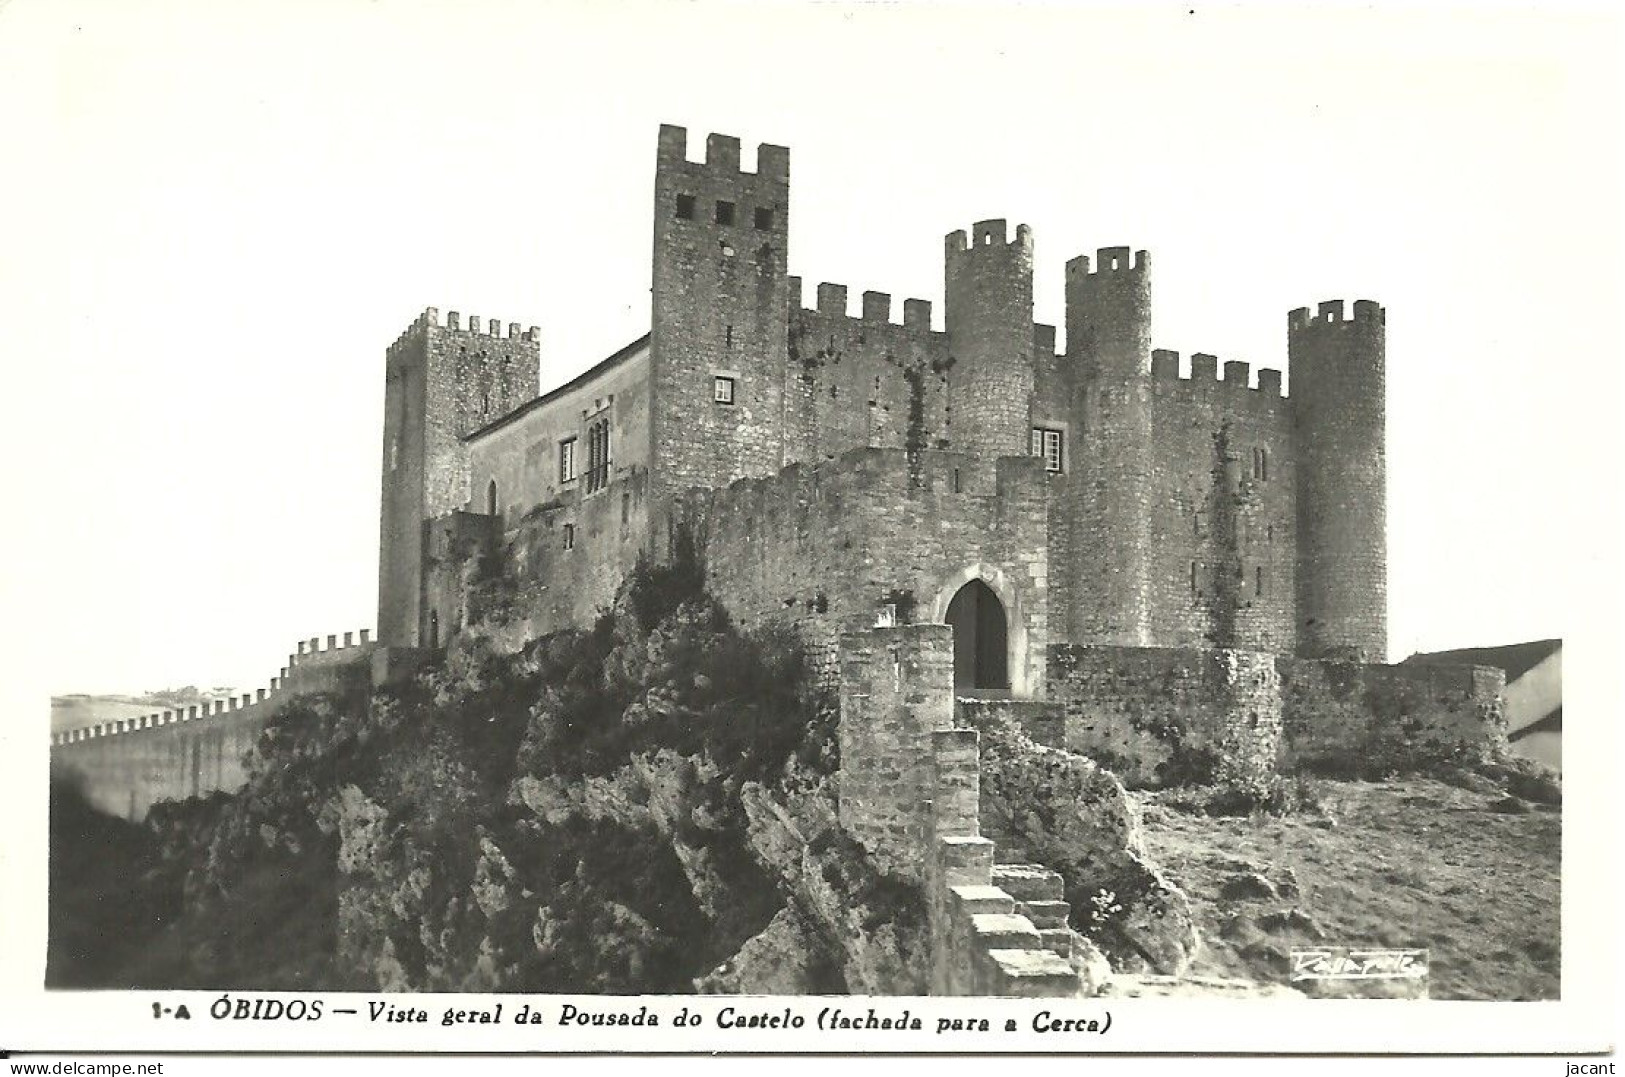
(1045, 644, 1506, 785)
(50, 630, 375, 820)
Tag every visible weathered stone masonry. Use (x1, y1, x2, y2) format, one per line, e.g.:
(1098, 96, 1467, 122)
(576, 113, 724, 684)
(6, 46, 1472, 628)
(1046, 644, 1506, 787)
(838, 625, 1084, 996)
(673, 447, 1049, 692)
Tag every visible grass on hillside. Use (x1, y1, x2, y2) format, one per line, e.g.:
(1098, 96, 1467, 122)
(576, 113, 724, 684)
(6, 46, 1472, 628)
(1132, 777, 1560, 1000)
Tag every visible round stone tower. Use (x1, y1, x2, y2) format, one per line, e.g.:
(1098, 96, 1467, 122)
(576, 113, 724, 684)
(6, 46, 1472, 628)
(1064, 247, 1155, 645)
(1289, 298, 1387, 661)
(944, 219, 1036, 457)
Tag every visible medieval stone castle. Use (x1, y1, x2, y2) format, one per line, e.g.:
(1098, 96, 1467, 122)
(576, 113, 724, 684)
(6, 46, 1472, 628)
(52, 125, 1507, 995)
(382, 124, 1386, 684)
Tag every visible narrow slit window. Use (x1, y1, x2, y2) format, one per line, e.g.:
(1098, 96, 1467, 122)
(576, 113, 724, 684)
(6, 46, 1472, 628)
(1256, 565, 1267, 597)
(563, 523, 575, 551)
(1190, 561, 1199, 594)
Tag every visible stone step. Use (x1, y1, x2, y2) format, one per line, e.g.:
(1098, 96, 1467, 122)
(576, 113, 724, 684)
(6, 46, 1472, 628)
(1019, 898, 1071, 929)
(969, 912, 1042, 952)
(1038, 927, 1073, 959)
(949, 884, 1016, 917)
(992, 862, 1065, 902)
(979, 947, 1083, 998)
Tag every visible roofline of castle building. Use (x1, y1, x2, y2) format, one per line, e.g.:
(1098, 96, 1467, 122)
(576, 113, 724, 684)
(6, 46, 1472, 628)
(462, 330, 652, 443)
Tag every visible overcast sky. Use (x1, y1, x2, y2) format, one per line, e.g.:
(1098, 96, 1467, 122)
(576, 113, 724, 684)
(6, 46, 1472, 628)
(2, 0, 1621, 696)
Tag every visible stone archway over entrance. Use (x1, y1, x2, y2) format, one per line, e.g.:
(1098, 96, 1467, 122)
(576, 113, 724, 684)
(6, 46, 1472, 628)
(945, 579, 1009, 691)
(929, 563, 1032, 698)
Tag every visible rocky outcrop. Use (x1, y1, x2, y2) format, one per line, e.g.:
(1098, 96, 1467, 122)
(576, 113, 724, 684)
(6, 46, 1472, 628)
(694, 905, 827, 993)
(511, 750, 735, 921)
(719, 781, 928, 995)
(959, 705, 1199, 976)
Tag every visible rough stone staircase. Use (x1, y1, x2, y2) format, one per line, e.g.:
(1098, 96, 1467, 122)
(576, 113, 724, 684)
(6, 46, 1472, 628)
(993, 863, 1074, 960)
(930, 822, 1085, 996)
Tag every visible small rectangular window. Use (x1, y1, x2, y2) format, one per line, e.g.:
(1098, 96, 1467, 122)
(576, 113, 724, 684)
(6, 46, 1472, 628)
(1031, 426, 1064, 473)
(713, 375, 736, 405)
(715, 200, 735, 225)
(754, 206, 774, 230)
(675, 194, 695, 220)
(563, 523, 575, 551)
(559, 437, 577, 483)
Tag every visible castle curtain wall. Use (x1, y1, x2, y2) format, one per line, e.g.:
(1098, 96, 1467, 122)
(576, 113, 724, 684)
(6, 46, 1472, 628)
(674, 447, 1050, 695)
(1142, 357, 1296, 652)
(52, 637, 375, 821)
(782, 284, 952, 464)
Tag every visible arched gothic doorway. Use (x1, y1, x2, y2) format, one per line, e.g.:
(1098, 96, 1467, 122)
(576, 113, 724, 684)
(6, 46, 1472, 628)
(944, 578, 1009, 691)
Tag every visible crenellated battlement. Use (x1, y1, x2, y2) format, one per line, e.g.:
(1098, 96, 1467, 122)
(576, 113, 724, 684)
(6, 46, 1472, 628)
(1066, 246, 1150, 278)
(1288, 298, 1385, 332)
(945, 219, 1034, 258)
(388, 307, 541, 353)
(50, 629, 373, 748)
(787, 276, 941, 336)
(657, 124, 790, 183)
(1146, 348, 1286, 398)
